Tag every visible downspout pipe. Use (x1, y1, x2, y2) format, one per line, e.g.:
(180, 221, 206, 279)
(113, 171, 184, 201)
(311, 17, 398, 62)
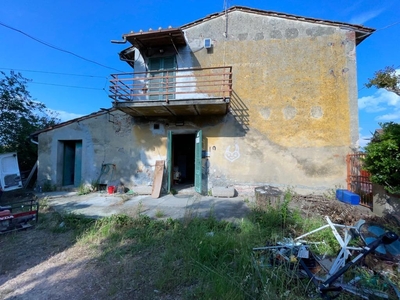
(111, 36, 127, 44)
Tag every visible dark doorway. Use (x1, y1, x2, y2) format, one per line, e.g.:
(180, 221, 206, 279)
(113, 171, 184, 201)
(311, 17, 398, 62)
(172, 134, 196, 186)
(62, 140, 82, 186)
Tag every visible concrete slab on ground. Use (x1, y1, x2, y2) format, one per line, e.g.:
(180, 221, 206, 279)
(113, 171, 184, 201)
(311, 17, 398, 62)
(37, 191, 251, 222)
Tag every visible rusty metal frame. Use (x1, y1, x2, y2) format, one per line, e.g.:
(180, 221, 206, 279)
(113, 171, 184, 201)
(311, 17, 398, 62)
(346, 153, 373, 208)
(109, 66, 232, 103)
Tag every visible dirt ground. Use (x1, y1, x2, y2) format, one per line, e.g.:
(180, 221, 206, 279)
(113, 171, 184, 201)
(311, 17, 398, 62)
(291, 194, 384, 225)
(0, 190, 163, 300)
(0, 190, 398, 299)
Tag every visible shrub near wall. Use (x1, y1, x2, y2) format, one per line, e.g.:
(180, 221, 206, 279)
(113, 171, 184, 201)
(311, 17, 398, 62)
(363, 122, 400, 195)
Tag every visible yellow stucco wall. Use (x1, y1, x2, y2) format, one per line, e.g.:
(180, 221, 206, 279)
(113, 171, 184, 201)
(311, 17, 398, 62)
(180, 11, 358, 192)
(188, 27, 354, 149)
(37, 11, 361, 194)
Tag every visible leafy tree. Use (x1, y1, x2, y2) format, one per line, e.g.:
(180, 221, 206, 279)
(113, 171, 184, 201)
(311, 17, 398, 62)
(363, 122, 400, 194)
(0, 71, 60, 170)
(365, 66, 400, 96)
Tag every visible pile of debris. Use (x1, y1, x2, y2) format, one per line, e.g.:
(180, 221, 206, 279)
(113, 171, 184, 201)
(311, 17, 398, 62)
(254, 185, 398, 227)
(290, 194, 377, 225)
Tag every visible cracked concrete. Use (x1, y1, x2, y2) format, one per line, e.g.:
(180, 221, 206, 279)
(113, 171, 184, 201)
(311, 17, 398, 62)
(37, 191, 251, 222)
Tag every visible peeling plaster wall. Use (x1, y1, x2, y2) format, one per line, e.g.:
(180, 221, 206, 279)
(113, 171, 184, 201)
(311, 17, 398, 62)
(181, 11, 359, 193)
(38, 11, 361, 194)
(37, 111, 168, 189)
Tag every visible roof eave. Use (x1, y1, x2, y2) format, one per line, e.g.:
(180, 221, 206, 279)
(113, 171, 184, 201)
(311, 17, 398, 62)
(121, 28, 186, 50)
(30, 108, 118, 138)
(181, 5, 375, 44)
(354, 28, 375, 45)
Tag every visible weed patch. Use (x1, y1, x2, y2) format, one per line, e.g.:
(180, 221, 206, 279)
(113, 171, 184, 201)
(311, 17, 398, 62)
(9, 194, 358, 299)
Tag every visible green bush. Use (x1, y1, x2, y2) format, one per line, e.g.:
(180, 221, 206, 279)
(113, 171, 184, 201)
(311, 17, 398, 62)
(363, 122, 400, 194)
(43, 181, 57, 192)
(77, 183, 92, 195)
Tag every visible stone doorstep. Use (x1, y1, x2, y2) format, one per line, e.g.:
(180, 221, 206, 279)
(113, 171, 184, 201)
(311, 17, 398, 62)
(212, 186, 236, 198)
(130, 185, 152, 195)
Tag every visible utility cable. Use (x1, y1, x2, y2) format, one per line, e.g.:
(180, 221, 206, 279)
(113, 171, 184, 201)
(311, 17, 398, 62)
(0, 21, 124, 73)
(377, 20, 400, 31)
(0, 67, 110, 92)
(29, 81, 104, 90)
(356, 19, 400, 40)
(0, 67, 106, 78)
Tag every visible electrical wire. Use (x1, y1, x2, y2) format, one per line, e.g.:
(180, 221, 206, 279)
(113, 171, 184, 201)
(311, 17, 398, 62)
(0, 67, 106, 78)
(0, 21, 124, 73)
(0, 67, 111, 92)
(377, 20, 400, 31)
(356, 19, 400, 40)
(29, 81, 104, 90)
(356, 20, 400, 92)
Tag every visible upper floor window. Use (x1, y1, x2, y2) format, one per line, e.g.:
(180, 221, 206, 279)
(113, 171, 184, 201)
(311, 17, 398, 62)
(148, 56, 177, 101)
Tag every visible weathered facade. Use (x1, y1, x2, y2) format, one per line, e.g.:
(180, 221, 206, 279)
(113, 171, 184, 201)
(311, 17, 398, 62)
(34, 7, 374, 195)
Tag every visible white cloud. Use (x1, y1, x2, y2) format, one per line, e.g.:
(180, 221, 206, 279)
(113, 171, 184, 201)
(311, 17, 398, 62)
(358, 127, 372, 150)
(52, 110, 84, 122)
(341, 0, 364, 15)
(349, 8, 385, 24)
(358, 137, 370, 149)
(376, 111, 400, 122)
(358, 88, 400, 113)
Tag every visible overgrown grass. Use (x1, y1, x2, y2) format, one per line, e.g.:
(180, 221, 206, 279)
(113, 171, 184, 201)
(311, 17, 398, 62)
(35, 191, 382, 299)
(42, 181, 58, 192)
(155, 208, 165, 218)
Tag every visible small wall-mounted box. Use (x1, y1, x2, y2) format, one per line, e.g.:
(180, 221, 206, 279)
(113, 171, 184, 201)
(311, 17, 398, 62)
(204, 38, 212, 49)
(202, 151, 210, 158)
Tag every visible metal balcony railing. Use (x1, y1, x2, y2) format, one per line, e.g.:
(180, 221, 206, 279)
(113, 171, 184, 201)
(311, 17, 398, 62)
(109, 66, 232, 103)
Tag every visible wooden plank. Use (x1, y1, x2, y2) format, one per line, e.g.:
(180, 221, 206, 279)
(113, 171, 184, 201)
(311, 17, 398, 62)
(151, 160, 165, 199)
(23, 161, 38, 189)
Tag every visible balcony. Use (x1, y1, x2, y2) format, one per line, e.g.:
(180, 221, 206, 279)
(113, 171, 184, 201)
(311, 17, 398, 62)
(109, 66, 232, 117)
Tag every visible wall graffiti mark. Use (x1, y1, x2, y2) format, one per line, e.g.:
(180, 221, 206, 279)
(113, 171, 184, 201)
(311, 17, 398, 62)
(225, 145, 240, 162)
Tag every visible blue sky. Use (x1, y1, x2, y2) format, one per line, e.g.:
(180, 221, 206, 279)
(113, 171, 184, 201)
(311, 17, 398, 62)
(1, 0, 399, 147)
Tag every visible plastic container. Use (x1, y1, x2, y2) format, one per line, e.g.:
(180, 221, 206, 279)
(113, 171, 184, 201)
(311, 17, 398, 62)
(107, 186, 116, 194)
(336, 189, 360, 205)
(336, 189, 344, 200)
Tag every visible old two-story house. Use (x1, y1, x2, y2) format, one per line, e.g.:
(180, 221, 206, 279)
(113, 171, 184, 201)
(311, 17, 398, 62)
(32, 6, 374, 196)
